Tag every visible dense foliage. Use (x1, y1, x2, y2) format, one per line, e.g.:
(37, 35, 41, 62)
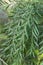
(0, 0, 43, 65)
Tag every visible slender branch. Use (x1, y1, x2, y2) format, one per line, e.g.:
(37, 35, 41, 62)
(0, 58, 8, 65)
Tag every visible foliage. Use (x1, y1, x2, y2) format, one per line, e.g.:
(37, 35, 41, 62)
(0, 0, 43, 65)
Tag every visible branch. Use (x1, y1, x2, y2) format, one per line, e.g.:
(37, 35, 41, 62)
(0, 58, 8, 65)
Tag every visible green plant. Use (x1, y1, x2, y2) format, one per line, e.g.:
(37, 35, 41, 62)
(0, 0, 43, 65)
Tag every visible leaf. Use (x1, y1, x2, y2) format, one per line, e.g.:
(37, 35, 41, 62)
(40, 62, 43, 65)
(0, 34, 8, 39)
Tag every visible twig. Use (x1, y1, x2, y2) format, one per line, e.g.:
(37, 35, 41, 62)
(0, 58, 8, 65)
